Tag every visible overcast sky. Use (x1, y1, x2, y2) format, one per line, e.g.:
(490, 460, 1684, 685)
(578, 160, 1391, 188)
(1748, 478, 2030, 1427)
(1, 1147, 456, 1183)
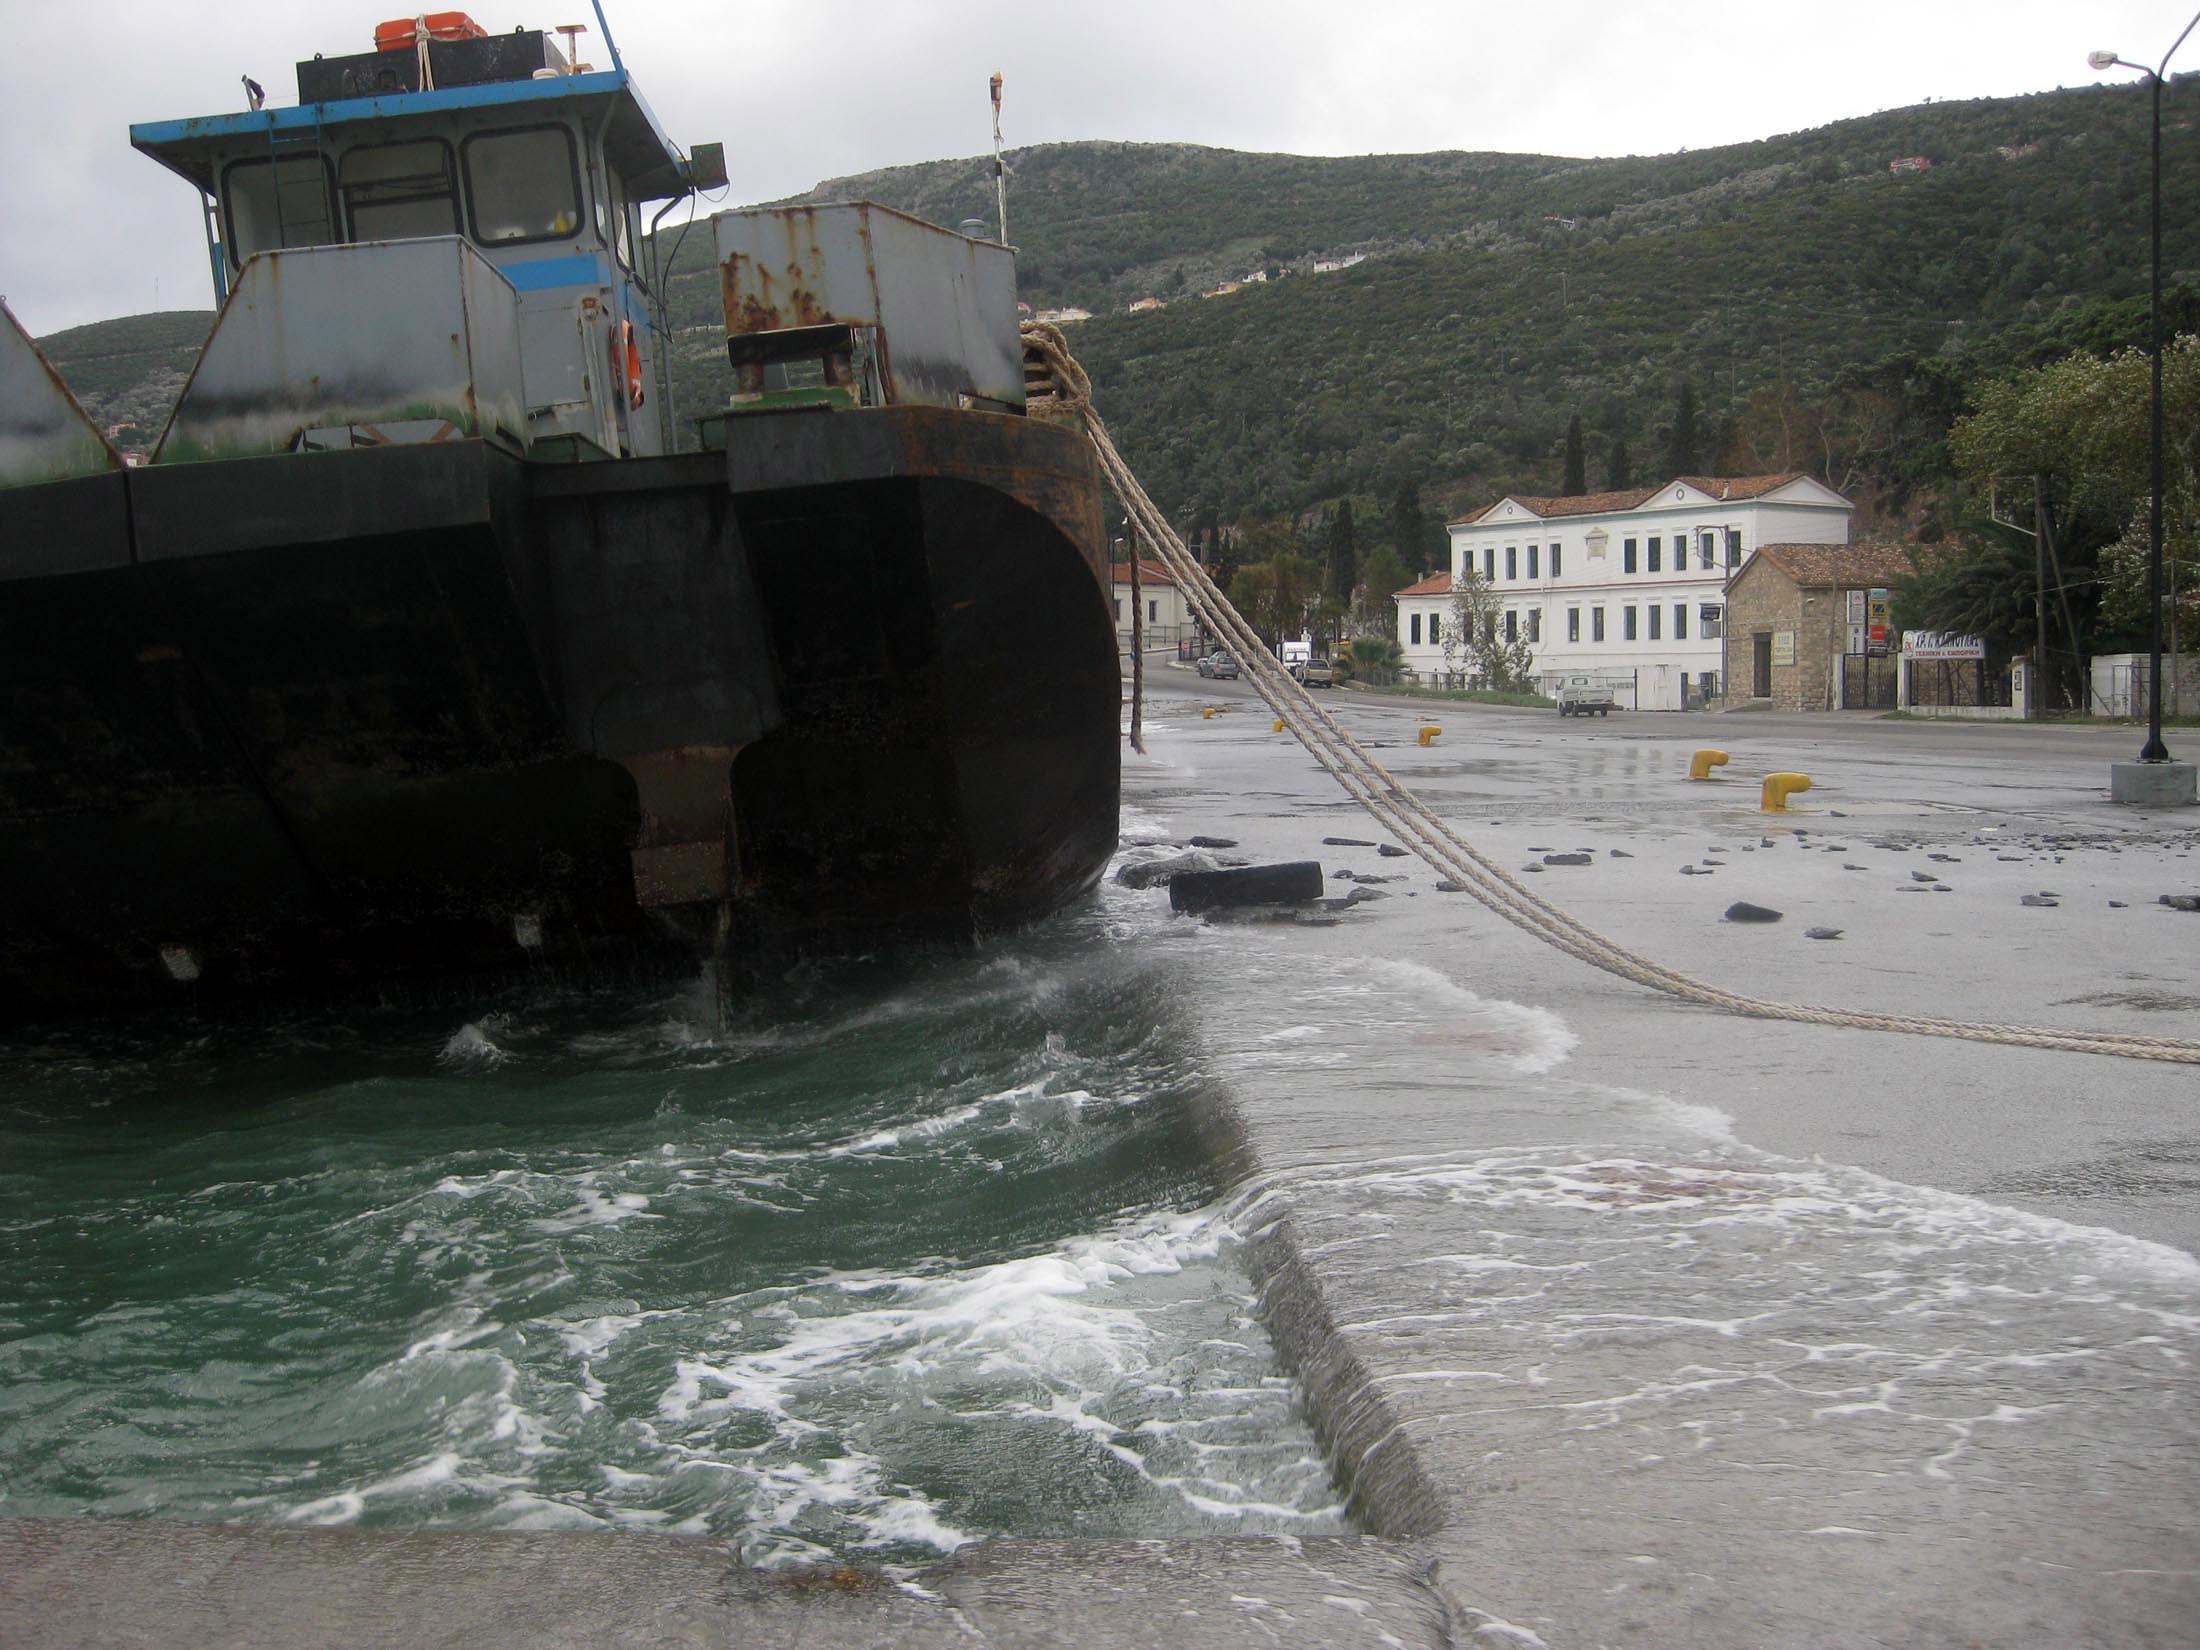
(2, 1, 2183, 334)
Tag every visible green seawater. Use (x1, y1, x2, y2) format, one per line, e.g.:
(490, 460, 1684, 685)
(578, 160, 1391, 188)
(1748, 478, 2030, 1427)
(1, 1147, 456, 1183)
(0, 889, 1344, 1564)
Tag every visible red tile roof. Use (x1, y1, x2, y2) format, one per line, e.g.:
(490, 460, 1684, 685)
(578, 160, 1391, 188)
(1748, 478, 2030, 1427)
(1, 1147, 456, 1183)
(1394, 571, 1453, 598)
(1450, 473, 1813, 526)
(1742, 542, 1917, 589)
(1109, 559, 1179, 588)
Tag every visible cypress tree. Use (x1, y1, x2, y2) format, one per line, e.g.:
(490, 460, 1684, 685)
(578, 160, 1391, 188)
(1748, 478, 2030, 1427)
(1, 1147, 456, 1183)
(1605, 437, 1632, 490)
(1666, 381, 1701, 477)
(1562, 414, 1586, 495)
(1325, 499, 1359, 610)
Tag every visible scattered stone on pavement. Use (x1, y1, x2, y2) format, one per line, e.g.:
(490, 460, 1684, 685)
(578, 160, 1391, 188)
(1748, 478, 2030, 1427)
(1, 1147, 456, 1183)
(1116, 850, 1222, 889)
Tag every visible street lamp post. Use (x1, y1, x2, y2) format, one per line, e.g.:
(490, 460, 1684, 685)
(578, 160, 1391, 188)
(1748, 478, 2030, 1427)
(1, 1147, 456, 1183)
(2093, 18, 2200, 803)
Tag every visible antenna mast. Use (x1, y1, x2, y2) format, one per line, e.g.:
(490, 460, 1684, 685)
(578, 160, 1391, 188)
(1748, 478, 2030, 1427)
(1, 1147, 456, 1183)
(990, 71, 1008, 243)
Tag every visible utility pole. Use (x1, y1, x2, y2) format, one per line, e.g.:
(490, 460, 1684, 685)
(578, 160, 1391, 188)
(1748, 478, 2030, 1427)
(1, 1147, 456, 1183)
(2034, 479, 2050, 719)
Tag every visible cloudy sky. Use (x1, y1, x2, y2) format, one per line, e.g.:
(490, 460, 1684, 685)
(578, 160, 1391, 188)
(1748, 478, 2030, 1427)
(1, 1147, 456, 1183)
(3, 1, 2182, 334)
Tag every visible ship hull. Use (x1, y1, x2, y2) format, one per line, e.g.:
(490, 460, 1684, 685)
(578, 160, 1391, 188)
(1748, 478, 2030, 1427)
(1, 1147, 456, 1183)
(0, 408, 1118, 1021)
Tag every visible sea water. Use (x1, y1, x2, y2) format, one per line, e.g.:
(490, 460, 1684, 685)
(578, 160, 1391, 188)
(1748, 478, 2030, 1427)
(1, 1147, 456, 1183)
(0, 852, 1345, 1566)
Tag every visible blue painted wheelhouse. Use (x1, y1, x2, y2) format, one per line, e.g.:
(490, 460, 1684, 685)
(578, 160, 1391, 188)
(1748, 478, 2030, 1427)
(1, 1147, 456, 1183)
(129, 11, 723, 461)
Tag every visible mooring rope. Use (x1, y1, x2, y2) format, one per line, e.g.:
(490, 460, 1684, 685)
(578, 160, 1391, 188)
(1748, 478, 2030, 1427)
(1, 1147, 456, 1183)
(1022, 321, 2200, 1065)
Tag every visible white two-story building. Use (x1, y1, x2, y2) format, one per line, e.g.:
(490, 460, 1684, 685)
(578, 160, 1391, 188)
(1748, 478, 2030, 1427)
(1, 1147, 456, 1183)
(1398, 472, 1853, 709)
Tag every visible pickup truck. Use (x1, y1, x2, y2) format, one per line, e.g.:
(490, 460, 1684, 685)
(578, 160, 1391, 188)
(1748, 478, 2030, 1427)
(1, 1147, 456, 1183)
(1300, 657, 1336, 688)
(1555, 673, 1616, 717)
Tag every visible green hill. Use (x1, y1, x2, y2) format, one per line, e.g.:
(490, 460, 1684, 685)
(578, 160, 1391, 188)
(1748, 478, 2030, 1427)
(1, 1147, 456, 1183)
(41, 76, 2200, 520)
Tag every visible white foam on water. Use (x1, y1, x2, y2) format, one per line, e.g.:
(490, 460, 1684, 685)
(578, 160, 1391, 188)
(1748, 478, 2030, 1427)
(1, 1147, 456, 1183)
(439, 1021, 509, 1065)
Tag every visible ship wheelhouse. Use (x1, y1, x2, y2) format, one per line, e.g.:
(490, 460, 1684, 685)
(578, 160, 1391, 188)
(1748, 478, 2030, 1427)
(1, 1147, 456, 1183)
(129, 16, 723, 461)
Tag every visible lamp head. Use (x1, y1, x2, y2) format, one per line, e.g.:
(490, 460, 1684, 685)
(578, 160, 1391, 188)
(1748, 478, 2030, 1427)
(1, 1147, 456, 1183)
(2088, 49, 2120, 70)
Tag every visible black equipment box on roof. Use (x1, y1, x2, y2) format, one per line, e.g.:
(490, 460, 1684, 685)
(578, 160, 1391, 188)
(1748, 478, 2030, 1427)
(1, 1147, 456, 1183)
(296, 30, 562, 105)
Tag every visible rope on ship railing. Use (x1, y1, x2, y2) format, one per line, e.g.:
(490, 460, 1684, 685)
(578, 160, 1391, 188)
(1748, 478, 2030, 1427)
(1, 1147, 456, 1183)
(1020, 320, 2200, 1067)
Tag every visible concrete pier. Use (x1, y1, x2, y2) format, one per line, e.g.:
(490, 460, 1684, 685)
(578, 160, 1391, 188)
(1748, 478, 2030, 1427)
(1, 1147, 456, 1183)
(8, 684, 2197, 1647)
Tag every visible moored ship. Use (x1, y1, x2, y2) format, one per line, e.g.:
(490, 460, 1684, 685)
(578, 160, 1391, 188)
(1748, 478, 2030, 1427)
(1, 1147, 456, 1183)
(0, 12, 1119, 1021)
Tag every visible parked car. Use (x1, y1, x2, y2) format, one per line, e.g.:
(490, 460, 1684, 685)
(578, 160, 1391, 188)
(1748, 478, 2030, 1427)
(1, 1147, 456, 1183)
(1555, 673, 1616, 717)
(1196, 653, 1215, 677)
(1301, 657, 1335, 688)
(1210, 654, 1240, 680)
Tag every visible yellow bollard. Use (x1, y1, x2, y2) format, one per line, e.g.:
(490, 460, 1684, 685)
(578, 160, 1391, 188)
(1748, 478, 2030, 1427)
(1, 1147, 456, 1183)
(1203, 707, 1218, 719)
(1688, 748, 1730, 781)
(1273, 718, 1287, 733)
(1761, 771, 1812, 812)
(1417, 725, 1442, 747)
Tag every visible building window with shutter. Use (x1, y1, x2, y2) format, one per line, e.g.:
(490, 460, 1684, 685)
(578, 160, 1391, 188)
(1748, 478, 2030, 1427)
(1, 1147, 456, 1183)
(1568, 608, 1581, 642)
(1527, 544, 1539, 579)
(1726, 528, 1743, 568)
(1552, 544, 1562, 577)
(1592, 607, 1606, 642)
(1649, 604, 1662, 640)
(1647, 536, 1661, 573)
(1506, 546, 1517, 580)
(1674, 603, 1687, 639)
(1623, 605, 1637, 641)
(1484, 547, 1495, 582)
(1527, 608, 1542, 642)
(1411, 613, 1422, 645)
(1504, 610, 1518, 642)
(1623, 538, 1637, 574)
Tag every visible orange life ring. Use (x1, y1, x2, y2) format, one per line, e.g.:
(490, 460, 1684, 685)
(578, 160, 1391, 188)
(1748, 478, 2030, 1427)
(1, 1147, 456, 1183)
(612, 319, 644, 411)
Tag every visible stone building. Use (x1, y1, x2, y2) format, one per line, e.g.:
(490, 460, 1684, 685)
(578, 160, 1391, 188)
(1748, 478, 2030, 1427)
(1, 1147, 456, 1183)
(1721, 543, 1916, 710)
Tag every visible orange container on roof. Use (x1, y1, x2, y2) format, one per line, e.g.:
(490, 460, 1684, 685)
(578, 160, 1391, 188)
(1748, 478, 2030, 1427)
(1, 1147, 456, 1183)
(374, 12, 490, 51)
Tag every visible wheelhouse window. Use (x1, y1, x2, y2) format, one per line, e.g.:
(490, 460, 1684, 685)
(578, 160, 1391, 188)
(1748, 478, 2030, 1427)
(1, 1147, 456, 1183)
(222, 153, 339, 266)
(341, 139, 458, 242)
(595, 164, 636, 269)
(463, 125, 582, 245)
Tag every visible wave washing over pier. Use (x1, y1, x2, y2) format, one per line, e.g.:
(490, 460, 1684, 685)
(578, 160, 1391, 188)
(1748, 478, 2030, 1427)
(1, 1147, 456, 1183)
(0, 863, 1345, 1567)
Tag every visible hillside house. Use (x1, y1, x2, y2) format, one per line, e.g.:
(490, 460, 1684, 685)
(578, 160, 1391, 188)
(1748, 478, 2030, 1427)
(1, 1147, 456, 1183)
(1426, 473, 1854, 709)
(1127, 297, 1166, 313)
(1722, 542, 1916, 710)
(1888, 155, 1933, 174)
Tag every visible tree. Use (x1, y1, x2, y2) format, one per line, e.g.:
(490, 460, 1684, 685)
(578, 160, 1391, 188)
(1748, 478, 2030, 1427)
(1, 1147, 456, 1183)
(1665, 380, 1701, 477)
(1343, 634, 1404, 687)
(1562, 414, 1586, 495)
(1354, 544, 1411, 639)
(1946, 335, 2200, 671)
(1323, 499, 1360, 613)
(1227, 548, 1322, 653)
(1384, 476, 1447, 573)
(1604, 436, 1632, 490)
(1446, 566, 1537, 690)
